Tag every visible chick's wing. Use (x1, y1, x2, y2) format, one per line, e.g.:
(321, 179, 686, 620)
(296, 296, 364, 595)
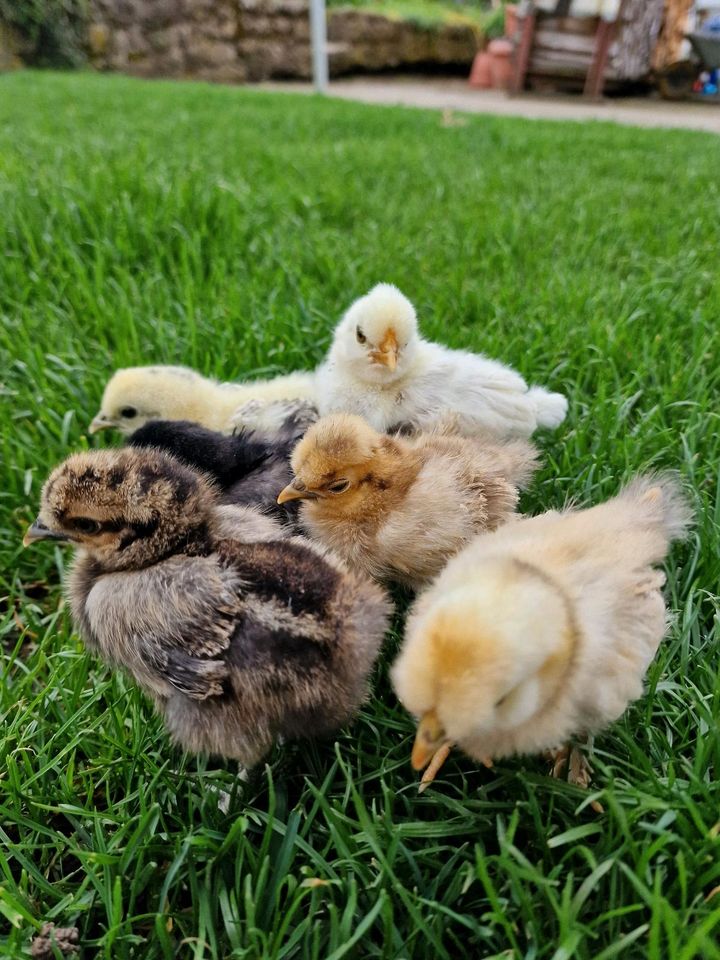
(215, 537, 342, 623)
(82, 554, 244, 700)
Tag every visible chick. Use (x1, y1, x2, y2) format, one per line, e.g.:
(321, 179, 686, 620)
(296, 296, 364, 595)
(391, 475, 691, 793)
(278, 413, 539, 590)
(90, 365, 317, 436)
(316, 284, 568, 439)
(127, 410, 308, 529)
(24, 448, 391, 766)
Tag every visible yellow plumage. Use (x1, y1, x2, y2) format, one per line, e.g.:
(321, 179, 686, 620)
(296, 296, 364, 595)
(90, 365, 316, 435)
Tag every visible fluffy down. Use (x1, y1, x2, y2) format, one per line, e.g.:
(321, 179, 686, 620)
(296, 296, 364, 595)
(278, 413, 540, 589)
(90, 364, 317, 435)
(25, 448, 392, 765)
(392, 473, 691, 782)
(127, 412, 308, 529)
(315, 283, 568, 439)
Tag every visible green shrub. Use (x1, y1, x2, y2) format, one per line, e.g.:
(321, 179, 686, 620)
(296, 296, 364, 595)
(0, 0, 87, 67)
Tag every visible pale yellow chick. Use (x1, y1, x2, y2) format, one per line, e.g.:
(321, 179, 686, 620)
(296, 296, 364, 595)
(277, 413, 539, 590)
(392, 474, 691, 792)
(90, 365, 317, 436)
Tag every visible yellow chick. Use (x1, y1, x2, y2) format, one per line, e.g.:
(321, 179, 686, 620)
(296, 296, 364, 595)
(90, 365, 317, 436)
(391, 475, 691, 793)
(277, 413, 539, 590)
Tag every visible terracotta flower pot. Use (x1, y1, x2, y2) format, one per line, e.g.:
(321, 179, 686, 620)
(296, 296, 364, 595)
(488, 37, 514, 91)
(469, 50, 494, 88)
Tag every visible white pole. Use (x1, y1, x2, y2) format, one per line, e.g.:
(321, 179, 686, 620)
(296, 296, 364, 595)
(309, 0, 329, 93)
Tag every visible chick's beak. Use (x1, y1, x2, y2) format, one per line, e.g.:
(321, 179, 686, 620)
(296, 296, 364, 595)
(277, 479, 317, 505)
(371, 329, 399, 372)
(23, 517, 70, 547)
(89, 412, 114, 434)
(411, 710, 448, 771)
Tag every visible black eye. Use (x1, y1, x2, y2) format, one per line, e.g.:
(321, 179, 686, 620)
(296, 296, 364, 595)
(356, 327, 366, 344)
(327, 479, 350, 494)
(120, 407, 137, 419)
(71, 517, 101, 535)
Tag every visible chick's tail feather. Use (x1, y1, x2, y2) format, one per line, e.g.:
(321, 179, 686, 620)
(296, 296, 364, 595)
(528, 386, 568, 430)
(619, 473, 694, 544)
(483, 437, 541, 490)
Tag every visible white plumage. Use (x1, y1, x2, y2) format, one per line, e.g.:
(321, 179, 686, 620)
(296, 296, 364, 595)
(316, 283, 568, 439)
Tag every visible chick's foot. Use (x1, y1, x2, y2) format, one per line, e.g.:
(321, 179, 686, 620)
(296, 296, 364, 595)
(547, 743, 603, 813)
(418, 741, 453, 793)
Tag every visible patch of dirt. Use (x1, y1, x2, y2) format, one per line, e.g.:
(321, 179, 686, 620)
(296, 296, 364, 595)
(30, 923, 79, 959)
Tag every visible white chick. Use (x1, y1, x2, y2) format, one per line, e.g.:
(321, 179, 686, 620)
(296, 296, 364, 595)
(316, 284, 567, 439)
(90, 365, 317, 436)
(391, 474, 691, 793)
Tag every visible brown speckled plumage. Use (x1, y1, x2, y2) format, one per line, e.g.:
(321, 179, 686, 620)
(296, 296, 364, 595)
(29, 449, 392, 765)
(127, 412, 312, 530)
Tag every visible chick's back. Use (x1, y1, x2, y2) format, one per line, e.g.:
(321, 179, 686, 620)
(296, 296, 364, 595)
(420, 473, 691, 734)
(128, 417, 306, 529)
(371, 448, 520, 588)
(71, 531, 391, 764)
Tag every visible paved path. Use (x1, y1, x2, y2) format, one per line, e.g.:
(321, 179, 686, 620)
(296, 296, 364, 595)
(259, 76, 720, 134)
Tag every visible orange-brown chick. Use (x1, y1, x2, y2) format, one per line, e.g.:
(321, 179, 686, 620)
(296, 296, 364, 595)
(278, 414, 539, 590)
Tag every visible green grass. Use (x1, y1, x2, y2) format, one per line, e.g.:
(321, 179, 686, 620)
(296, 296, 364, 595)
(1, 70, 719, 959)
(327, 0, 489, 30)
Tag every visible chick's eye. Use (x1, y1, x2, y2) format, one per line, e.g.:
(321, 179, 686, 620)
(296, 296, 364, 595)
(327, 479, 350, 494)
(356, 327, 367, 344)
(71, 517, 101, 535)
(120, 407, 137, 419)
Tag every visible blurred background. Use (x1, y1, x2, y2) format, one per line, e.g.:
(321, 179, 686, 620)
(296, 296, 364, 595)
(2, 1, 720, 104)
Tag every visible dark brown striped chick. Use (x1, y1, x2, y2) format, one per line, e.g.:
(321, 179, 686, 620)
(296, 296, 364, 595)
(24, 448, 391, 765)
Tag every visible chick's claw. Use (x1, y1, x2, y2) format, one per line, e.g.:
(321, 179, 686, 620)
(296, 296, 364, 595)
(547, 743, 570, 779)
(567, 745, 593, 789)
(417, 741, 453, 794)
(548, 743, 604, 813)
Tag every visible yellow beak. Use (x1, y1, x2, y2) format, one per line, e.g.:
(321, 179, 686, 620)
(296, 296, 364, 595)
(23, 517, 70, 547)
(371, 329, 399, 372)
(411, 710, 448, 771)
(277, 480, 316, 505)
(89, 413, 114, 434)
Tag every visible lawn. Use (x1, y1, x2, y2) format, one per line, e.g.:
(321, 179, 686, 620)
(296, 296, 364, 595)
(1, 70, 719, 960)
(326, 0, 494, 30)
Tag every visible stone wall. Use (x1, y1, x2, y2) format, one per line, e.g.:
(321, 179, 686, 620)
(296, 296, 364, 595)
(0, 21, 29, 71)
(83, 0, 478, 83)
(328, 10, 478, 75)
(87, 0, 295, 83)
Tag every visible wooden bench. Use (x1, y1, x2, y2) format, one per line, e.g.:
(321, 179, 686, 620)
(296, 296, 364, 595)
(511, 0, 664, 98)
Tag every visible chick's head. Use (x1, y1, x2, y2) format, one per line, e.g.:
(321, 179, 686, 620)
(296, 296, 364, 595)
(278, 414, 388, 512)
(24, 449, 215, 571)
(332, 284, 418, 384)
(391, 559, 575, 769)
(90, 366, 211, 435)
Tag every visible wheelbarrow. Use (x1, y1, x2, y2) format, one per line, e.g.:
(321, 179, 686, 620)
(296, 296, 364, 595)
(658, 29, 720, 100)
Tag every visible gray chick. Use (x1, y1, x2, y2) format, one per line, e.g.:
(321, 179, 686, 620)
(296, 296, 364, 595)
(126, 409, 309, 531)
(25, 448, 392, 766)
